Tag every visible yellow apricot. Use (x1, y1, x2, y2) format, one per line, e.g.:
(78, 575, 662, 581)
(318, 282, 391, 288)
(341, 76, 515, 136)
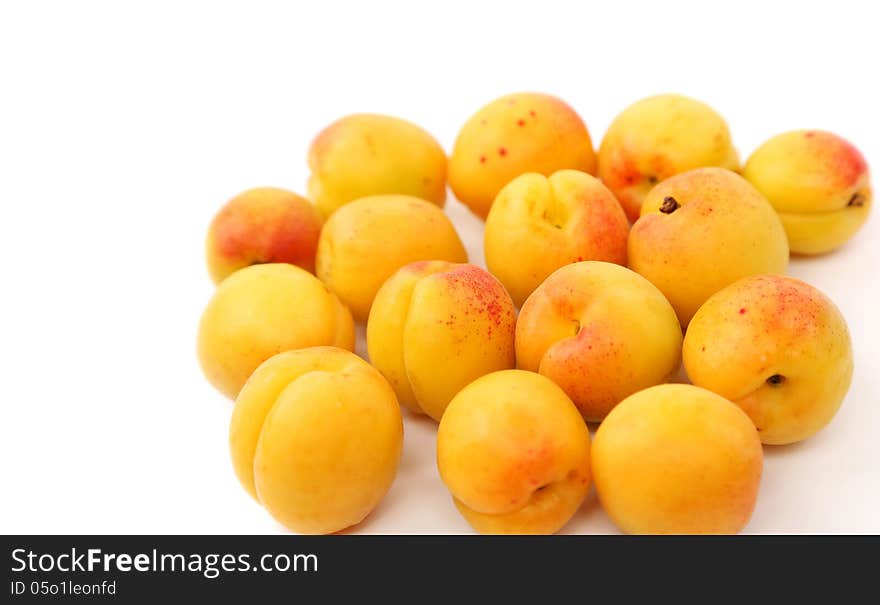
(684, 274, 853, 444)
(516, 261, 682, 421)
(367, 261, 516, 421)
(437, 370, 591, 534)
(743, 130, 871, 254)
(316, 194, 467, 321)
(308, 113, 446, 217)
(598, 94, 739, 221)
(230, 347, 402, 534)
(592, 384, 763, 534)
(205, 187, 322, 284)
(485, 170, 629, 307)
(197, 264, 354, 399)
(628, 167, 789, 326)
(448, 93, 596, 219)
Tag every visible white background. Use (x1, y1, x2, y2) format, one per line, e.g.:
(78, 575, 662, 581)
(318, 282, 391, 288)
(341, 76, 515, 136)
(1, 0, 878, 534)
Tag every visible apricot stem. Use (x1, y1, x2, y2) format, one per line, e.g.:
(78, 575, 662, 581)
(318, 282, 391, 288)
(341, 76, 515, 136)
(848, 192, 866, 207)
(766, 374, 786, 386)
(660, 196, 680, 214)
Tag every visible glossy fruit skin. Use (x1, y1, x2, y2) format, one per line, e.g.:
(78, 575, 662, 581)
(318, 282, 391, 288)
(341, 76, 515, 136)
(598, 94, 739, 221)
(516, 261, 682, 421)
(205, 187, 323, 284)
(229, 347, 403, 534)
(308, 113, 447, 217)
(628, 167, 789, 326)
(684, 274, 853, 444)
(367, 261, 516, 422)
(197, 263, 354, 399)
(449, 92, 596, 219)
(592, 384, 763, 534)
(484, 170, 629, 307)
(743, 129, 871, 254)
(315, 194, 467, 321)
(437, 370, 592, 534)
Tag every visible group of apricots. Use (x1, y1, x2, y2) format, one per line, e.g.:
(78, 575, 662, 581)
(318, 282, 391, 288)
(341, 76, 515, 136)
(197, 92, 871, 535)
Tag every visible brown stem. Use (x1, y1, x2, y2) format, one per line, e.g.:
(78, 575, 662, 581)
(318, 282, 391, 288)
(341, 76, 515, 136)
(766, 374, 786, 386)
(848, 192, 866, 207)
(660, 196, 680, 214)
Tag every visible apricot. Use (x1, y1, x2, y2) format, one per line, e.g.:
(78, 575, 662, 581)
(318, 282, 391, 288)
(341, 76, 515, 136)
(197, 264, 354, 399)
(316, 194, 467, 321)
(436, 370, 591, 534)
(205, 187, 323, 284)
(367, 261, 516, 421)
(598, 94, 739, 221)
(516, 261, 682, 421)
(628, 167, 789, 326)
(683, 274, 853, 445)
(307, 113, 446, 217)
(448, 93, 596, 219)
(743, 130, 872, 254)
(230, 347, 403, 534)
(484, 170, 629, 307)
(592, 384, 763, 534)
